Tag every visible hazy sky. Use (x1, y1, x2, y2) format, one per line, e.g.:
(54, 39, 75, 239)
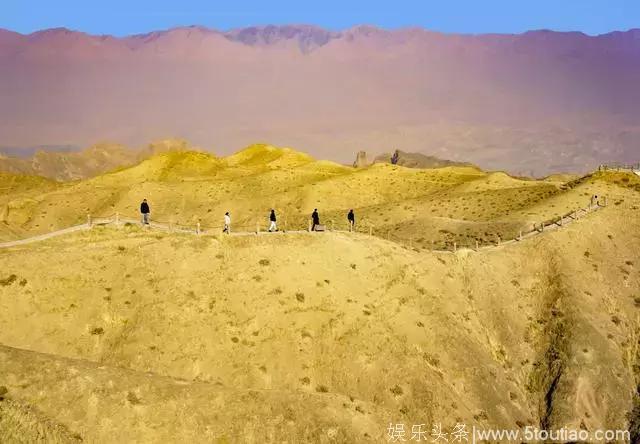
(2, 0, 639, 36)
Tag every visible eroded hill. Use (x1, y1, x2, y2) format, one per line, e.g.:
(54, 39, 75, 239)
(1, 144, 638, 250)
(0, 196, 638, 441)
(0, 139, 194, 181)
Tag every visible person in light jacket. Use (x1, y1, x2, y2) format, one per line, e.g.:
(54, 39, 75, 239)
(223, 212, 231, 234)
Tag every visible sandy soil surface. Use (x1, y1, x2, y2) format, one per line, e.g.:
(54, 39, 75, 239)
(0, 193, 638, 442)
(0, 148, 639, 442)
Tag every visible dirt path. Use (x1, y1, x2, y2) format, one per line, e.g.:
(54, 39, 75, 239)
(0, 204, 605, 251)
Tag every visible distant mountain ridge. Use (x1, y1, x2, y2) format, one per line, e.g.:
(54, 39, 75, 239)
(374, 150, 474, 169)
(1, 25, 640, 175)
(0, 139, 194, 181)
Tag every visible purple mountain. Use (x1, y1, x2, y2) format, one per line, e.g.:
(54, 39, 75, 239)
(1, 25, 639, 175)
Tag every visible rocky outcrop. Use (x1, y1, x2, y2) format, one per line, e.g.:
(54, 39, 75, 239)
(352, 151, 370, 168)
(374, 149, 474, 169)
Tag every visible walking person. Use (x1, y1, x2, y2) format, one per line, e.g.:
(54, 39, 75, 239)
(140, 199, 150, 225)
(347, 209, 355, 232)
(311, 209, 320, 231)
(223, 212, 231, 234)
(268, 209, 277, 232)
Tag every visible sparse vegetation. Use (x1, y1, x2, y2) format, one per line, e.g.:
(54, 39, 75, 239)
(0, 274, 17, 286)
(0, 148, 638, 440)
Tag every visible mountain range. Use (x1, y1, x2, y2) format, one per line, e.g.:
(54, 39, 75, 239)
(0, 139, 193, 180)
(1, 25, 640, 175)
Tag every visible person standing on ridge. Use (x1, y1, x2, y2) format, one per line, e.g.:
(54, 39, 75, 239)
(140, 199, 150, 225)
(347, 209, 355, 232)
(223, 212, 231, 234)
(269, 209, 277, 232)
(311, 209, 320, 231)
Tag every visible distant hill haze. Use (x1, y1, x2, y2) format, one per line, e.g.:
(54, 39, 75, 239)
(0, 139, 194, 180)
(1, 25, 640, 175)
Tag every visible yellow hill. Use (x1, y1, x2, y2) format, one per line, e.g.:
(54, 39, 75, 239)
(0, 144, 637, 249)
(0, 200, 638, 441)
(224, 143, 314, 168)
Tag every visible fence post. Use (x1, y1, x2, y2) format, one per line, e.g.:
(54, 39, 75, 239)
(308, 220, 312, 232)
(453, 242, 457, 253)
(497, 235, 501, 246)
(475, 240, 479, 251)
(87, 214, 92, 228)
(518, 230, 522, 241)
(256, 221, 260, 235)
(284, 217, 287, 233)
(540, 223, 544, 232)
(115, 212, 120, 226)
(196, 222, 201, 235)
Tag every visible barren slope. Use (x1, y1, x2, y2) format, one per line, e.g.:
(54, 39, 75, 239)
(1, 145, 637, 250)
(0, 191, 639, 441)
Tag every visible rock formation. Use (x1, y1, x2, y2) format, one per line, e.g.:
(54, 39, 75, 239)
(352, 151, 370, 168)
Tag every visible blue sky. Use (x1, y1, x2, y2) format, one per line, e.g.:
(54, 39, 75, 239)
(3, 0, 639, 36)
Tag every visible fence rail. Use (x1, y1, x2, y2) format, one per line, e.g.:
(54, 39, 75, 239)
(0, 197, 617, 252)
(599, 163, 640, 172)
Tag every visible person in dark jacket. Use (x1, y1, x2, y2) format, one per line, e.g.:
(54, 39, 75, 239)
(311, 209, 320, 231)
(269, 209, 277, 232)
(140, 199, 150, 225)
(347, 209, 355, 232)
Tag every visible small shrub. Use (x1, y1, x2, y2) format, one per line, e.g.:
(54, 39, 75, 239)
(315, 385, 329, 393)
(296, 292, 305, 303)
(90, 327, 104, 335)
(259, 259, 270, 266)
(0, 274, 17, 286)
(127, 391, 141, 405)
(423, 353, 440, 367)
